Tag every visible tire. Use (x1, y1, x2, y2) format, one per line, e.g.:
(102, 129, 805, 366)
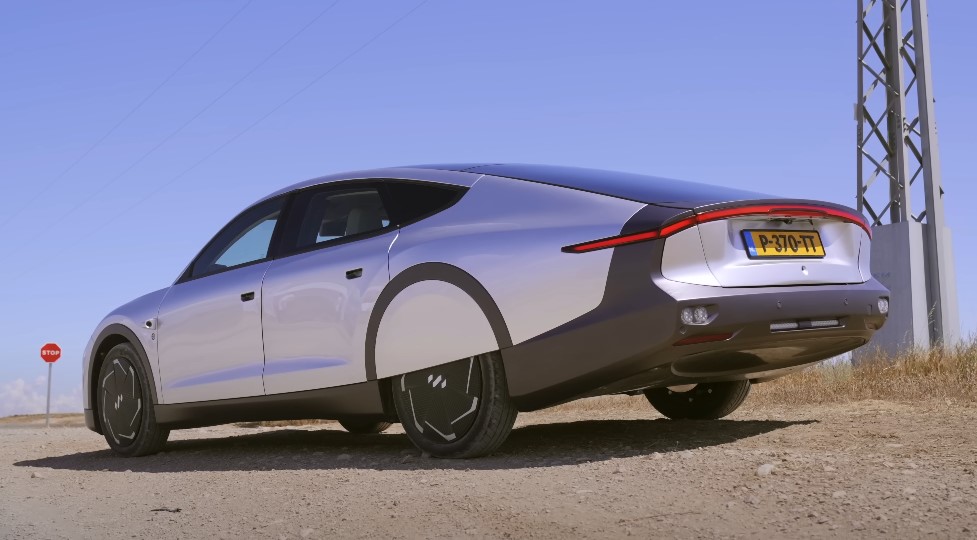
(391, 352, 517, 458)
(644, 380, 751, 420)
(338, 419, 392, 434)
(96, 343, 169, 457)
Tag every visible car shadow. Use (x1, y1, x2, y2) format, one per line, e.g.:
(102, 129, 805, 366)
(15, 417, 815, 473)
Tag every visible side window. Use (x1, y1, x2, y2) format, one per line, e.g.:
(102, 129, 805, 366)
(189, 197, 284, 279)
(384, 181, 464, 225)
(283, 186, 391, 254)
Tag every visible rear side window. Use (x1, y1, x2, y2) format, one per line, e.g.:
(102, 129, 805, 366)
(281, 185, 392, 254)
(276, 180, 464, 257)
(384, 181, 464, 225)
(313, 189, 389, 243)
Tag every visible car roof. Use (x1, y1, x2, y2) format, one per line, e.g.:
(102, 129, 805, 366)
(257, 166, 483, 203)
(410, 163, 767, 205)
(258, 163, 767, 207)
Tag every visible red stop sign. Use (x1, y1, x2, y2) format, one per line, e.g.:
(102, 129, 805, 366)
(41, 343, 61, 363)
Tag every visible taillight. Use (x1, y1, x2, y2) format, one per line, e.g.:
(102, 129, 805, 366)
(562, 204, 871, 253)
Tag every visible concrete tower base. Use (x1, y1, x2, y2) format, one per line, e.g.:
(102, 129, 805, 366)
(854, 222, 960, 361)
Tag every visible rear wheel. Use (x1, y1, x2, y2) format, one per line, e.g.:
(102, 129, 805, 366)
(338, 419, 392, 434)
(644, 380, 751, 420)
(97, 343, 169, 456)
(391, 352, 517, 458)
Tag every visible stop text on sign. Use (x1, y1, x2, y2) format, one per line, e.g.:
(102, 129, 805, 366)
(40, 343, 61, 363)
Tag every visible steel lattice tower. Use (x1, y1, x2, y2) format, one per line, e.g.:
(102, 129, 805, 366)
(856, 0, 959, 351)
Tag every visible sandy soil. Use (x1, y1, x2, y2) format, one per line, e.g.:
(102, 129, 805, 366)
(2, 398, 976, 539)
(0, 414, 86, 428)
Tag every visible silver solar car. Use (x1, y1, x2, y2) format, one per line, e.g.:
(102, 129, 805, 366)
(83, 164, 889, 458)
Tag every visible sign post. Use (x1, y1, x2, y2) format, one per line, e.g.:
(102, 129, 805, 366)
(40, 343, 61, 428)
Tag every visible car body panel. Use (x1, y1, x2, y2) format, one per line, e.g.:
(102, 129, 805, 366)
(82, 287, 168, 411)
(662, 220, 868, 287)
(503, 277, 888, 410)
(387, 174, 645, 346)
(154, 380, 391, 429)
(156, 262, 271, 403)
(696, 219, 865, 286)
(364, 261, 513, 382)
(660, 226, 723, 287)
(858, 231, 871, 281)
(261, 230, 398, 394)
(499, 208, 888, 410)
(374, 279, 498, 378)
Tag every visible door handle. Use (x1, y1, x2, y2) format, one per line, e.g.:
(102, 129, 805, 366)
(345, 268, 363, 280)
(241, 291, 255, 302)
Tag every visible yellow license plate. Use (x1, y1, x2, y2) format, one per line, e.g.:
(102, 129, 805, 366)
(741, 230, 825, 259)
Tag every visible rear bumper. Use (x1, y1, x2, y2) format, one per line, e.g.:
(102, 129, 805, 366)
(501, 277, 889, 411)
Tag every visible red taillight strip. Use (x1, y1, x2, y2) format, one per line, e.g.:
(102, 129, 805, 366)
(693, 204, 872, 237)
(562, 204, 872, 253)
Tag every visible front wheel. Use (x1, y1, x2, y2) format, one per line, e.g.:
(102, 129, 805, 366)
(391, 352, 517, 458)
(97, 343, 169, 456)
(644, 380, 751, 420)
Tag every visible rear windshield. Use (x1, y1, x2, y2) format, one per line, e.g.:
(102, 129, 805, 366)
(457, 164, 767, 205)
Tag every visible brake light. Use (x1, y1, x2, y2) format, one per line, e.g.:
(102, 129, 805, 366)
(562, 204, 871, 253)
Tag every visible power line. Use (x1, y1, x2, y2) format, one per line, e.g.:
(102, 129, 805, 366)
(7, 0, 428, 285)
(0, 0, 253, 232)
(3, 0, 341, 260)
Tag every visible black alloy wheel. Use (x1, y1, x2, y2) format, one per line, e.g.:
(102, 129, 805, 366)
(644, 380, 751, 420)
(338, 419, 392, 434)
(97, 343, 169, 456)
(392, 352, 516, 458)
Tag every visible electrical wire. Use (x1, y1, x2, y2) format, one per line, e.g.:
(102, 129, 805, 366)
(3, 0, 341, 260)
(0, 0, 253, 232)
(6, 1, 428, 285)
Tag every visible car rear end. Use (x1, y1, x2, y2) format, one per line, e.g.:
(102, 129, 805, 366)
(471, 165, 889, 411)
(645, 200, 888, 380)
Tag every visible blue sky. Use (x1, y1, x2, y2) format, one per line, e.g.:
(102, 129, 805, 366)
(1, 1, 974, 415)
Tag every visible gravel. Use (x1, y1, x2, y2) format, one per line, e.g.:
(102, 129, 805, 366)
(1, 399, 976, 538)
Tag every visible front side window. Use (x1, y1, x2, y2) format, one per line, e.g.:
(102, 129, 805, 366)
(283, 186, 391, 254)
(189, 197, 284, 279)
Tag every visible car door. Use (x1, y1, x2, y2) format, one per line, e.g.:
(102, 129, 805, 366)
(156, 196, 285, 403)
(261, 184, 397, 394)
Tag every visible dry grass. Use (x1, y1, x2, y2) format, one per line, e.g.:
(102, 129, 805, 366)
(545, 339, 977, 414)
(0, 413, 86, 427)
(749, 338, 977, 406)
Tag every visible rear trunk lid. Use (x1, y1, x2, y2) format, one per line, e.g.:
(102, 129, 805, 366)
(661, 200, 872, 287)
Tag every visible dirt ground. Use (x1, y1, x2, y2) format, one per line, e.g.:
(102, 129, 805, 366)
(2, 397, 976, 539)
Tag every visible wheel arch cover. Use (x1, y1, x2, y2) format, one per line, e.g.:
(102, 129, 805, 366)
(366, 263, 512, 380)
